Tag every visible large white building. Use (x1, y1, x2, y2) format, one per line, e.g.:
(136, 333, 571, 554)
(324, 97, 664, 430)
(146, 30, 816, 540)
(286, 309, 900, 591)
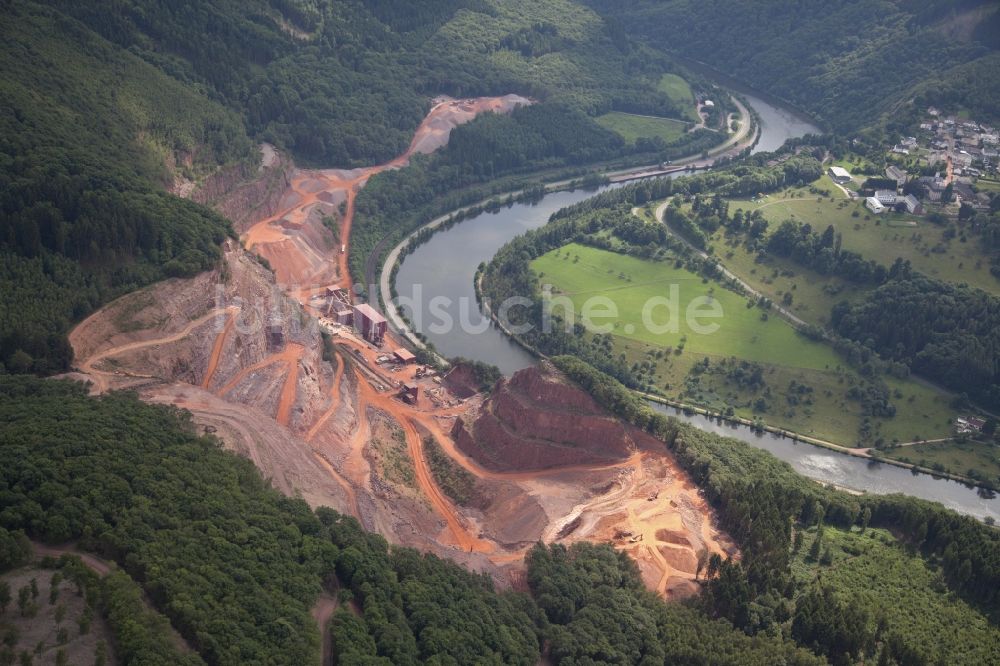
(829, 167, 851, 185)
(875, 189, 897, 206)
(828, 166, 852, 184)
(866, 197, 885, 214)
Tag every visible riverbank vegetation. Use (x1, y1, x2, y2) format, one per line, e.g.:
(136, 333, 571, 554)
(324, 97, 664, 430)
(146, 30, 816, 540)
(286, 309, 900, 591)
(481, 158, 961, 448)
(550, 354, 1000, 663)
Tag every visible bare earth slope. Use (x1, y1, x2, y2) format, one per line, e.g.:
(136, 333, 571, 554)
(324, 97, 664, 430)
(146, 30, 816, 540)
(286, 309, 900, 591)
(65, 95, 733, 600)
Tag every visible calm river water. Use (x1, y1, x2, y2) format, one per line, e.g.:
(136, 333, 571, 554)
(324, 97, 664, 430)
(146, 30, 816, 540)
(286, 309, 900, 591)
(394, 86, 999, 521)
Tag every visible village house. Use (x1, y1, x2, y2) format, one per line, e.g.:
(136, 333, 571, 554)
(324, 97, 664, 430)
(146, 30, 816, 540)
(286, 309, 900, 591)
(918, 176, 947, 201)
(902, 194, 922, 215)
(955, 416, 986, 435)
(953, 152, 974, 168)
(885, 165, 908, 187)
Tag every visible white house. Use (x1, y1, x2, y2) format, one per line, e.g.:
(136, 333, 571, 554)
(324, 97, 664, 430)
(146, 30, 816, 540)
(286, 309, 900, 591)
(866, 197, 885, 214)
(828, 166, 852, 184)
(875, 189, 897, 205)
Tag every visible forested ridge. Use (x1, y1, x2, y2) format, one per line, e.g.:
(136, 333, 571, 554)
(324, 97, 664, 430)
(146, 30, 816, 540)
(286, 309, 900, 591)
(583, 0, 1000, 133)
(2, 0, 707, 377)
(49, 0, 687, 168)
(11, 376, 989, 664)
(0, 2, 249, 375)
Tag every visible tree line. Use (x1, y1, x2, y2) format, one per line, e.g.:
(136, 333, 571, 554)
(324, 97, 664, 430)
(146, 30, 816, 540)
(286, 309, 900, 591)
(551, 354, 1000, 662)
(832, 274, 1000, 410)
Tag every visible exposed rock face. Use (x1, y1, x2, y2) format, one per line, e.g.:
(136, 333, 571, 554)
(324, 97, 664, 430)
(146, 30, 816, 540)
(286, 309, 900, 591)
(191, 144, 293, 233)
(452, 361, 638, 472)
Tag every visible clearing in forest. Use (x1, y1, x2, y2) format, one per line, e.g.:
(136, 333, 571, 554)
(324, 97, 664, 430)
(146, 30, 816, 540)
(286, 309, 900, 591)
(596, 111, 690, 146)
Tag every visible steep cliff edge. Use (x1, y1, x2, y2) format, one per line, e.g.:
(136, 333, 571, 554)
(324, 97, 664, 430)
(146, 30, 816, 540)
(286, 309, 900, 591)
(452, 361, 647, 472)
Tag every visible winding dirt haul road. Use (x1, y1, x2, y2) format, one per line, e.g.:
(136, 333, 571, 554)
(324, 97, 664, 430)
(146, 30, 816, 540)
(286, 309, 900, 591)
(69, 92, 735, 604)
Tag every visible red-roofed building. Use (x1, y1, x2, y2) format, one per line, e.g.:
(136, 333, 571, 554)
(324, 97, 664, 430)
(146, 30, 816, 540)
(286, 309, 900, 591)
(393, 348, 416, 364)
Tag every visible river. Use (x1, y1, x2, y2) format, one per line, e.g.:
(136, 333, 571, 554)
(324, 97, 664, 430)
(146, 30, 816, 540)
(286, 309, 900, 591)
(392, 86, 1000, 520)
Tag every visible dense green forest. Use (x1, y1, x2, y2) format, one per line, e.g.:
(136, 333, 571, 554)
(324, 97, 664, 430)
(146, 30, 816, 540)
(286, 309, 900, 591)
(4, 375, 944, 665)
(526, 542, 824, 665)
(49, 0, 685, 167)
(831, 275, 1000, 409)
(2, 0, 712, 376)
(583, 0, 1000, 133)
(0, 2, 249, 374)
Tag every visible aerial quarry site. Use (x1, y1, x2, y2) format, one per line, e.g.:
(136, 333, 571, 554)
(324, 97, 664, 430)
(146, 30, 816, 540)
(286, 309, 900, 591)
(6, 1, 1000, 663)
(64, 95, 734, 600)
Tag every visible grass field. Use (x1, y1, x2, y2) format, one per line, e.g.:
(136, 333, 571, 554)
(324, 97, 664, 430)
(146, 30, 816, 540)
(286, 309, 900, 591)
(884, 439, 1000, 483)
(533, 243, 953, 445)
(595, 111, 689, 145)
(792, 526, 1000, 665)
(716, 236, 868, 326)
(637, 201, 871, 327)
(739, 189, 1000, 295)
(657, 73, 699, 122)
(976, 177, 1000, 193)
(535, 243, 840, 369)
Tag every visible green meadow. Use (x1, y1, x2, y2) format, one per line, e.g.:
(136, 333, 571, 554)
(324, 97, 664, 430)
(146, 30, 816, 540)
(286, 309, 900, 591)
(657, 73, 700, 121)
(533, 243, 953, 446)
(884, 439, 1000, 483)
(595, 111, 689, 145)
(535, 242, 840, 369)
(739, 189, 1000, 296)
